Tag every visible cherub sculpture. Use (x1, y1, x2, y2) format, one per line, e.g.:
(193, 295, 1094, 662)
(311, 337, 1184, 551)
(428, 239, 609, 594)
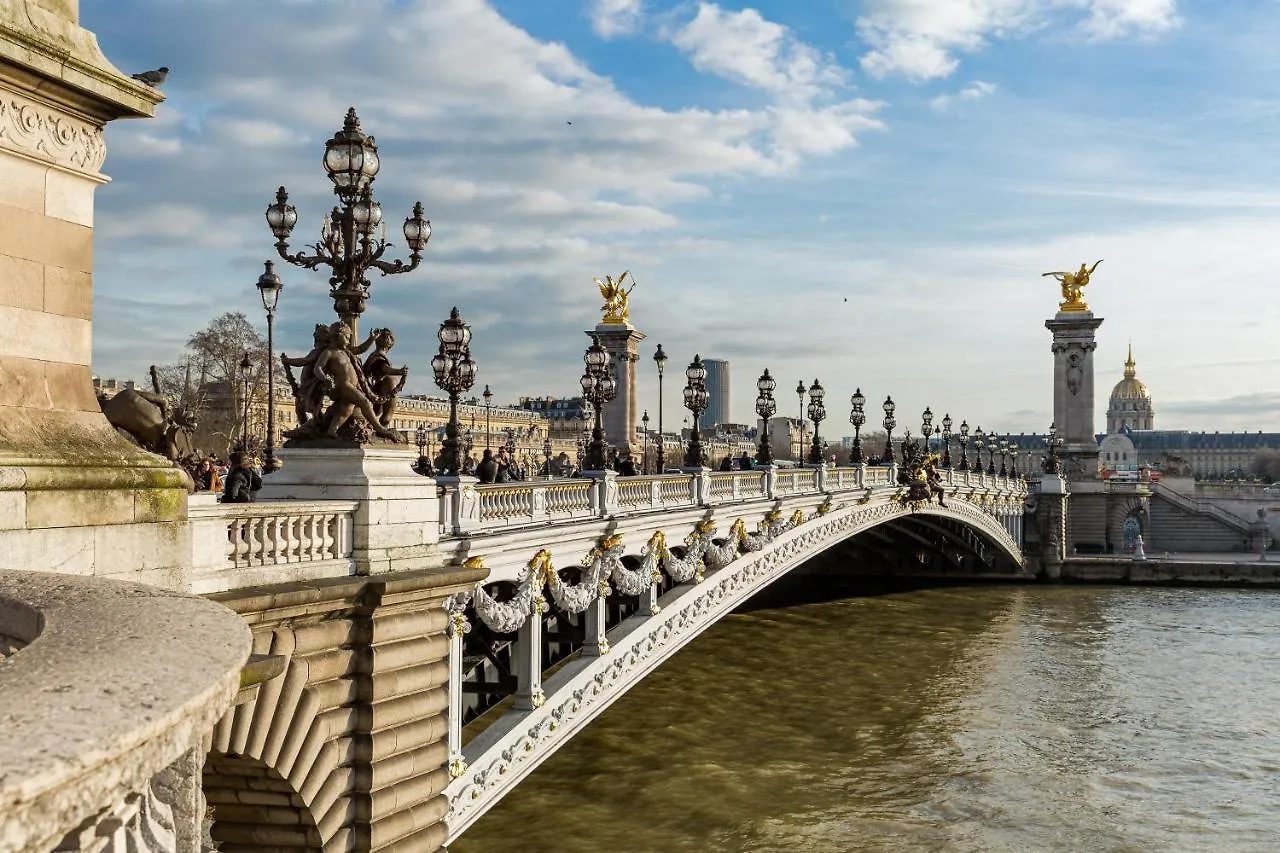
(594, 271, 636, 324)
(362, 328, 408, 428)
(281, 322, 404, 444)
(1042, 260, 1102, 312)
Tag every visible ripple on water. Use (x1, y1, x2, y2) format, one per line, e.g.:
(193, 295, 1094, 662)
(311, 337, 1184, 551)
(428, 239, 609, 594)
(454, 586, 1280, 853)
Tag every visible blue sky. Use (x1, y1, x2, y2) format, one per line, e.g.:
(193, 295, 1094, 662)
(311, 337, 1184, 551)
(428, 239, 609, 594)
(83, 0, 1280, 433)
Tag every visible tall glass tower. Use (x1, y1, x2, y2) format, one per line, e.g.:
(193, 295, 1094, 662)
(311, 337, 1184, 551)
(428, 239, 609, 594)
(702, 358, 730, 427)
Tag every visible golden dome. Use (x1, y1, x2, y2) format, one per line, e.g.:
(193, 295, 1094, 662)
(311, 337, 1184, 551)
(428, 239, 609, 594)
(1109, 344, 1151, 402)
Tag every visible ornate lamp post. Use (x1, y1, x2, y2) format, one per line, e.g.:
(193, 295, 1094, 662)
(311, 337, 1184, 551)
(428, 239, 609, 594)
(482, 385, 493, 449)
(237, 351, 253, 453)
(504, 427, 516, 456)
(580, 336, 616, 470)
(848, 388, 866, 465)
(941, 413, 953, 468)
(1044, 422, 1064, 473)
(987, 432, 998, 476)
(1009, 441, 1019, 476)
(973, 427, 985, 476)
(755, 369, 777, 465)
(641, 410, 651, 474)
(430, 308, 477, 476)
(683, 356, 709, 467)
(413, 423, 431, 476)
(921, 407, 934, 453)
(999, 436, 1009, 477)
(958, 420, 970, 471)
(795, 380, 806, 462)
(254, 261, 283, 473)
(806, 379, 826, 465)
(264, 108, 431, 338)
(653, 344, 668, 468)
(882, 395, 896, 464)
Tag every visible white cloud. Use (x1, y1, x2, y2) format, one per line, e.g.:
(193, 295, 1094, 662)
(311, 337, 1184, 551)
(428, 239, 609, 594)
(591, 0, 644, 39)
(930, 79, 998, 109)
(669, 3, 847, 101)
(857, 0, 1180, 81)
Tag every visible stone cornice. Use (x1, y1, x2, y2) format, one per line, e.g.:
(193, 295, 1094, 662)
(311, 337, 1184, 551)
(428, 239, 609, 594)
(0, 2, 162, 122)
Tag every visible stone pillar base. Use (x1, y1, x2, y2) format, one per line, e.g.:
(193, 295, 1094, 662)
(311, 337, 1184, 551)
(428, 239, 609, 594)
(258, 447, 441, 575)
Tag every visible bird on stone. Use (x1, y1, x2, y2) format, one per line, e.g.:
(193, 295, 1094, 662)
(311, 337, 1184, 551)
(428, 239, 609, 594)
(131, 67, 169, 87)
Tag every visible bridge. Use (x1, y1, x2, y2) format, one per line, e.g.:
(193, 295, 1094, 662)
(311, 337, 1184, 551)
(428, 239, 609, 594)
(196, 459, 1026, 849)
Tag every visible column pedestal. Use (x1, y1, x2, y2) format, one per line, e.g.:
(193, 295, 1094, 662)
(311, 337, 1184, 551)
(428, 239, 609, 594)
(257, 447, 441, 575)
(1046, 311, 1104, 481)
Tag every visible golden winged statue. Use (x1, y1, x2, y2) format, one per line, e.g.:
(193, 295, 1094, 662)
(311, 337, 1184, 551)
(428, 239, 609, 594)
(594, 271, 636, 325)
(1042, 260, 1102, 313)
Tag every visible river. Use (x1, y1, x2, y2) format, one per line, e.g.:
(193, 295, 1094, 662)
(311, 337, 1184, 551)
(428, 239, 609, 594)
(453, 581, 1280, 852)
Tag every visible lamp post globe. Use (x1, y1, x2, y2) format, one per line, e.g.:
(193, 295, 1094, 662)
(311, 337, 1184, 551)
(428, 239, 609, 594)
(755, 368, 777, 465)
(254, 261, 284, 473)
(882, 395, 896, 464)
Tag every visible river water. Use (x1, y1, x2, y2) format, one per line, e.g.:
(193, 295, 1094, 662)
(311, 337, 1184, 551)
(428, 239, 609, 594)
(453, 582, 1280, 853)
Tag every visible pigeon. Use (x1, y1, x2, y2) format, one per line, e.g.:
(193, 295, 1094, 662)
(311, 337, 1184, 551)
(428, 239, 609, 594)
(566, 121, 573, 125)
(131, 67, 169, 87)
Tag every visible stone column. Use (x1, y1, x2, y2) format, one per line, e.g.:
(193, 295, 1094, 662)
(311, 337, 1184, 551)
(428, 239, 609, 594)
(0, 2, 196, 582)
(1046, 311, 1104, 480)
(587, 322, 645, 453)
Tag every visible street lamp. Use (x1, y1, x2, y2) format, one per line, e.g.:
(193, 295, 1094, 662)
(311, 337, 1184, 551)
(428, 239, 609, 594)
(413, 423, 432, 476)
(973, 427, 986, 476)
(264, 108, 430, 337)
(653, 344, 668, 469)
(581, 336, 616, 470)
(999, 436, 1009, 477)
(941, 413, 953, 468)
(430, 307, 477, 476)
(849, 388, 866, 465)
(1009, 440, 1019, 476)
(238, 350, 253, 453)
(254, 261, 283, 472)
(504, 427, 516, 456)
(958, 420, 970, 471)
(755, 368, 777, 465)
(882, 395, 896, 464)
(683, 355, 709, 467)
(807, 379, 826, 465)
(795, 380, 806, 462)
(641, 409, 651, 474)
(921, 407, 934, 452)
(482, 384, 493, 449)
(987, 432, 998, 476)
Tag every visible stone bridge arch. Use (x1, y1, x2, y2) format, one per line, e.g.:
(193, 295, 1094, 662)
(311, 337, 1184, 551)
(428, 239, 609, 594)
(444, 492, 1027, 842)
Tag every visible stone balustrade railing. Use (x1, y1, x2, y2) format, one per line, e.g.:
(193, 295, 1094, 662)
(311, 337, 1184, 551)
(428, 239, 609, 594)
(0, 570, 250, 852)
(188, 496, 359, 594)
(441, 465, 1026, 535)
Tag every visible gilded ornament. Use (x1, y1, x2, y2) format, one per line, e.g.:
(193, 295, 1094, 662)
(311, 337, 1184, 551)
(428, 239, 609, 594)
(594, 271, 636, 324)
(1041, 259, 1102, 313)
(462, 555, 487, 570)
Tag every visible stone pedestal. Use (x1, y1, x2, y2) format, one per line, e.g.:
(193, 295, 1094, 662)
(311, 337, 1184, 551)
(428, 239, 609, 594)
(0, 1, 194, 582)
(1036, 474, 1068, 578)
(258, 447, 441, 574)
(587, 322, 645, 453)
(1046, 311, 1103, 480)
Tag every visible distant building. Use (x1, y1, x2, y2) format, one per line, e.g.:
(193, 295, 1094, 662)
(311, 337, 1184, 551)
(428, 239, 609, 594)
(702, 359, 730, 427)
(92, 376, 136, 400)
(1106, 344, 1154, 433)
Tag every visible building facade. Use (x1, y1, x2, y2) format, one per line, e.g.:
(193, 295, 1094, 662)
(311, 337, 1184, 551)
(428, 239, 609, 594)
(702, 358, 730, 427)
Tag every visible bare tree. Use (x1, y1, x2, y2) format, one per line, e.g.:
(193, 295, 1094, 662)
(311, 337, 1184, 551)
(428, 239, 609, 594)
(1251, 448, 1280, 482)
(155, 312, 268, 457)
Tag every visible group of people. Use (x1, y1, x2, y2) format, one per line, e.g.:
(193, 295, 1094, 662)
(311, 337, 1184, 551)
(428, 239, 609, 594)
(474, 447, 529, 484)
(193, 453, 264, 503)
(717, 452, 758, 472)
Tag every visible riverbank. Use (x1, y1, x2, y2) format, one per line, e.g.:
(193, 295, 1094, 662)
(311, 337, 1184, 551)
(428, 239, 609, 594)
(1063, 555, 1280, 586)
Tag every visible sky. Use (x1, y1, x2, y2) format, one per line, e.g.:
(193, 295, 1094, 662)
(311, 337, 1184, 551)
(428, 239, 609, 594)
(83, 0, 1280, 435)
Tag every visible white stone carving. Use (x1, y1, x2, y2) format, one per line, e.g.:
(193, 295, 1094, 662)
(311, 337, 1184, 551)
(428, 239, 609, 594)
(0, 92, 107, 172)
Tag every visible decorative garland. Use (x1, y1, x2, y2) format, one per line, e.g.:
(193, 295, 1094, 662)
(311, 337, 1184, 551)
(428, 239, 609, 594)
(453, 502, 830, 633)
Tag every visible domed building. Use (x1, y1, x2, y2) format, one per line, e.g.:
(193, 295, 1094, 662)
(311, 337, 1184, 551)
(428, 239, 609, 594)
(1106, 344, 1154, 434)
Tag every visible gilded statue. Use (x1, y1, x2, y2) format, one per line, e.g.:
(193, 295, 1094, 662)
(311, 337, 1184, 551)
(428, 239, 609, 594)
(1042, 260, 1102, 313)
(594, 271, 635, 325)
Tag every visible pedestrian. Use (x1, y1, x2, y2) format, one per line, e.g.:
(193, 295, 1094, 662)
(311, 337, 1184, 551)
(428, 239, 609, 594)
(495, 448, 512, 483)
(220, 451, 262, 503)
(476, 449, 498, 484)
(738, 451, 754, 471)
